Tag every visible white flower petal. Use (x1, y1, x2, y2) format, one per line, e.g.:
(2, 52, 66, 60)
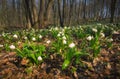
(39, 35, 42, 39)
(13, 34, 18, 38)
(46, 40, 51, 44)
(69, 43, 75, 48)
(32, 37, 36, 41)
(87, 36, 93, 41)
(38, 56, 42, 61)
(92, 28, 97, 32)
(62, 36, 66, 40)
(9, 45, 15, 50)
(100, 33, 105, 38)
(63, 40, 67, 44)
(0, 44, 4, 48)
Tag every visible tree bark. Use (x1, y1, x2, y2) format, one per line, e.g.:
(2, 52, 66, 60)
(57, 0, 64, 27)
(110, 0, 117, 23)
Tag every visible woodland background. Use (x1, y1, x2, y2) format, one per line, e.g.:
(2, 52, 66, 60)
(0, 0, 120, 29)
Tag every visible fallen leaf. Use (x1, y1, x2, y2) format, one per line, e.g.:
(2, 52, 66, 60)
(21, 57, 29, 65)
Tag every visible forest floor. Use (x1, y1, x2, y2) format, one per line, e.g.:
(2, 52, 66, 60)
(0, 24, 120, 79)
(0, 40, 120, 79)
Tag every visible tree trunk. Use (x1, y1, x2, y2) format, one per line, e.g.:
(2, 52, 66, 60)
(23, 0, 33, 29)
(110, 0, 117, 23)
(57, 0, 64, 27)
(44, 0, 54, 27)
(31, 0, 38, 28)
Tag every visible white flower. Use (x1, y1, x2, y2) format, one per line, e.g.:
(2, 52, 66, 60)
(59, 32, 62, 34)
(62, 33, 64, 36)
(62, 36, 66, 40)
(2, 32, 5, 37)
(57, 33, 61, 37)
(24, 37, 27, 40)
(32, 37, 36, 41)
(49, 29, 52, 31)
(64, 26, 67, 29)
(9, 45, 15, 50)
(63, 40, 67, 44)
(13, 34, 18, 38)
(113, 31, 119, 34)
(108, 38, 113, 42)
(100, 33, 105, 38)
(62, 29, 65, 32)
(105, 25, 108, 28)
(92, 28, 97, 32)
(46, 40, 51, 44)
(68, 27, 70, 29)
(38, 56, 42, 61)
(17, 41, 22, 44)
(39, 35, 42, 39)
(55, 27, 58, 30)
(87, 36, 93, 41)
(97, 23, 102, 26)
(69, 43, 75, 48)
(0, 44, 4, 48)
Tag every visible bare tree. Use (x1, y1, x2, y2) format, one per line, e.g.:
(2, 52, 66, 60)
(110, 0, 117, 23)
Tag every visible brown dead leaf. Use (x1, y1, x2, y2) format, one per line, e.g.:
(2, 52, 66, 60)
(8, 52, 16, 56)
(103, 57, 109, 62)
(93, 58, 99, 66)
(104, 69, 110, 75)
(106, 63, 111, 69)
(21, 57, 29, 65)
(41, 62, 47, 69)
(82, 61, 93, 70)
(50, 55, 54, 59)
(74, 72, 78, 79)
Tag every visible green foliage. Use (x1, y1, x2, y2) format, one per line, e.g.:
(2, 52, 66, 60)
(0, 23, 117, 70)
(62, 46, 89, 70)
(16, 43, 46, 65)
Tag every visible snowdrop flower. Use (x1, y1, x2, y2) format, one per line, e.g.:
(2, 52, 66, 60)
(24, 36, 27, 40)
(87, 36, 93, 41)
(105, 25, 108, 28)
(46, 40, 51, 44)
(17, 41, 22, 44)
(9, 45, 15, 50)
(38, 56, 42, 61)
(13, 34, 18, 38)
(49, 29, 52, 31)
(62, 33, 64, 36)
(57, 33, 61, 37)
(59, 32, 62, 34)
(62, 36, 66, 40)
(64, 26, 67, 29)
(113, 31, 119, 34)
(0, 44, 4, 48)
(63, 40, 67, 44)
(69, 42, 75, 48)
(100, 33, 105, 38)
(97, 23, 102, 26)
(67, 27, 70, 29)
(62, 29, 65, 32)
(108, 38, 113, 42)
(92, 28, 97, 32)
(39, 35, 42, 39)
(32, 37, 36, 41)
(55, 27, 58, 30)
(2, 32, 5, 37)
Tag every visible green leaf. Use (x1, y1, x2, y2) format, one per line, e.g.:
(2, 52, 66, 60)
(62, 59, 70, 70)
(74, 51, 89, 57)
(16, 48, 24, 57)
